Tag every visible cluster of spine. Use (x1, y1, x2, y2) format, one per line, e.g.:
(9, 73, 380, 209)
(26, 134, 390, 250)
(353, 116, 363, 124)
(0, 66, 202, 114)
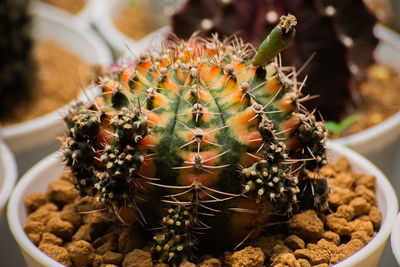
(242, 116, 299, 213)
(0, 0, 36, 117)
(171, 0, 378, 121)
(62, 103, 100, 195)
(60, 15, 328, 264)
(152, 207, 195, 264)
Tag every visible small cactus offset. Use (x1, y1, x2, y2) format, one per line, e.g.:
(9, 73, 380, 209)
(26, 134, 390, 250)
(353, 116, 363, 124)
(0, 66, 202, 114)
(0, 0, 36, 117)
(171, 0, 378, 121)
(62, 15, 328, 264)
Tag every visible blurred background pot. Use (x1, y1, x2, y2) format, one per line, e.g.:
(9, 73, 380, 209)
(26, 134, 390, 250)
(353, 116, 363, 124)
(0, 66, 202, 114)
(93, 0, 177, 57)
(35, 0, 100, 23)
(6, 142, 399, 267)
(333, 24, 400, 188)
(1, 4, 113, 175)
(0, 140, 17, 220)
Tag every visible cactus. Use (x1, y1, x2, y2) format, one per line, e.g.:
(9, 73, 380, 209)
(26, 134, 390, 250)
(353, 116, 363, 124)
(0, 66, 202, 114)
(61, 15, 328, 264)
(0, 0, 35, 118)
(171, 0, 378, 121)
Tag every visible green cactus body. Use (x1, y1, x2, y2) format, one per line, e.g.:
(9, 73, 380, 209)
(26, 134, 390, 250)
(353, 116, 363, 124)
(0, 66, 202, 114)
(62, 15, 328, 264)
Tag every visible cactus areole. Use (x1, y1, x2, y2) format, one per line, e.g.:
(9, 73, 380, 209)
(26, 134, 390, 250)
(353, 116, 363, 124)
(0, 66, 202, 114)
(62, 15, 328, 264)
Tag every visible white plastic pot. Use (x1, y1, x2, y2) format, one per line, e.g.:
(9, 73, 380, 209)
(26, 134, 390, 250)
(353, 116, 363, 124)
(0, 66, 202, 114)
(332, 24, 400, 180)
(1, 5, 113, 160)
(93, 0, 171, 57)
(391, 212, 400, 265)
(7, 142, 398, 267)
(35, 0, 101, 24)
(0, 141, 17, 220)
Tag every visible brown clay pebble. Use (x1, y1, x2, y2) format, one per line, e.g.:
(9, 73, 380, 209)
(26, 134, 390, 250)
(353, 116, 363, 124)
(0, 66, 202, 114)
(250, 235, 285, 257)
(24, 220, 45, 246)
(333, 172, 356, 189)
(27, 203, 58, 225)
(349, 197, 371, 217)
(331, 157, 351, 172)
(325, 214, 350, 236)
(288, 210, 324, 240)
(369, 206, 382, 229)
(327, 187, 354, 207)
(38, 243, 72, 266)
(335, 205, 355, 221)
(66, 240, 95, 266)
(39, 232, 63, 246)
(179, 260, 196, 267)
(82, 213, 111, 240)
(24, 192, 47, 213)
(355, 174, 376, 189)
(351, 231, 372, 245)
(72, 224, 92, 242)
(270, 245, 293, 262)
(118, 226, 145, 254)
(330, 239, 364, 264)
(297, 259, 311, 267)
(270, 253, 300, 267)
(349, 219, 374, 236)
(231, 246, 265, 267)
(60, 203, 81, 228)
(315, 239, 338, 255)
(355, 185, 376, 205)
(95, 233, 119, 255)
(319, 164, 336, 177)
(294, 247, 330, 265)
(102, 251, 124, 265)
(47, 180, 78, 206)
(198, 258, 221, 267)
(46, 217, 74, 241)
(322, 231, 340, 246)
(285, 235, 305, 250)
(222, 251, 233, 266)
(93, 254, 102, 267)
(122, 249, 153, 267)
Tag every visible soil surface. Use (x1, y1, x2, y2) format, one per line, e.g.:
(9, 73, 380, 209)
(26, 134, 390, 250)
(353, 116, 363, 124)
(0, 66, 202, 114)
(114, 1, 159, 41)
(41, 0, 86, 14)
(1, 41, 95, 126)
(23, 157, 382, 266)
(332, 64, 400, 137)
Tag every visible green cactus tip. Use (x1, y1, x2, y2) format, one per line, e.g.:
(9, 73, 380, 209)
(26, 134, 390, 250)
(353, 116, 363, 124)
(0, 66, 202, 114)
(252, 14, 297, 66)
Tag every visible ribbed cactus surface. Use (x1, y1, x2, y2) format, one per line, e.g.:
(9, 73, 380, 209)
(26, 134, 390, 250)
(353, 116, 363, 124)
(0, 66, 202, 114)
(62, 15, 328, 264)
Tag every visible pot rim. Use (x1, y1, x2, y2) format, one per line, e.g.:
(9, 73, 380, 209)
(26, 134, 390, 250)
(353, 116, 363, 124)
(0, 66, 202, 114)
(391, 212, 400, 264)
(1, 4, 113, 146)
(6, 142, 399, 266)
(0, 142, 17, 213)
(93, 0, 171, 56)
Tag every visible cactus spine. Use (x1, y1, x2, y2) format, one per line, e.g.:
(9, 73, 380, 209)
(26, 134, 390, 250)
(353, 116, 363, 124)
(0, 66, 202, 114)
(62, 15, 328, 264)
